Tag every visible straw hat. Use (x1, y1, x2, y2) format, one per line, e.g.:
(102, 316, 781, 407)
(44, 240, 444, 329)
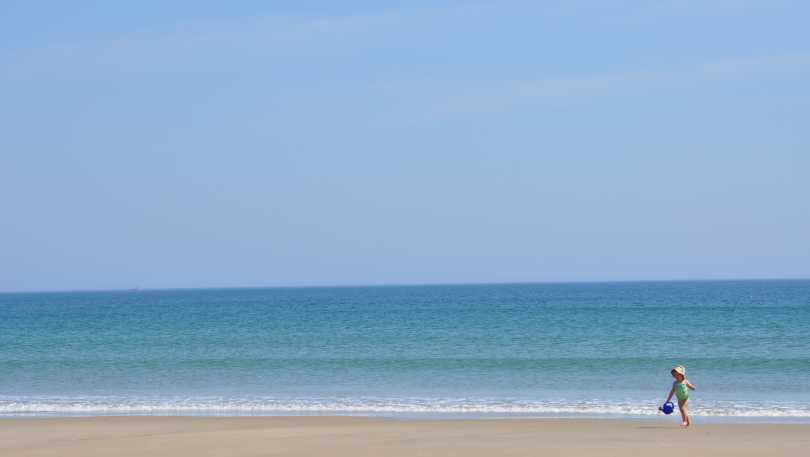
(671, 365, 685, 376)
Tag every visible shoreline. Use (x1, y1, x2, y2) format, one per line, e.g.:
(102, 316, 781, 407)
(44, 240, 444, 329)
(2, 416, 809, 457)
(5, 395, 809, 423)
(3, 413, 810, 425)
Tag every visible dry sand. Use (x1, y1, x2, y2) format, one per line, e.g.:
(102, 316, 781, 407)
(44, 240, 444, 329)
(2, 416, 808, 457)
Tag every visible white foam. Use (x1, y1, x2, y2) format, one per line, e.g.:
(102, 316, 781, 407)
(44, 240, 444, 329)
(2, 397, 810, 419)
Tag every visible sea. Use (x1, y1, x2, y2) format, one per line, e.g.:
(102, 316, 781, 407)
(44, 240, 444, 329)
(2, 280, 809, 421)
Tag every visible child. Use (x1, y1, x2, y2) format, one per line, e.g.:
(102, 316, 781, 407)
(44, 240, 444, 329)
(665, 365, 696, 426)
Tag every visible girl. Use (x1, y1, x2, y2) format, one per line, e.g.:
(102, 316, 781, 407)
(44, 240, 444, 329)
(665, 365, 696, 426)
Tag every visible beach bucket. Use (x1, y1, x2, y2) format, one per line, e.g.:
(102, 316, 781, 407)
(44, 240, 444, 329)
(659, 402, 675, 415)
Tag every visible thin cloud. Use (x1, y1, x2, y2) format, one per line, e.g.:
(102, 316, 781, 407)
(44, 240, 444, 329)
(369, 54, 810, 121)
(0, 6, 442, 82)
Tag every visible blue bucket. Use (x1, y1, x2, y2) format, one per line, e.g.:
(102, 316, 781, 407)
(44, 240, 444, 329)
(660, 402, 675, 415)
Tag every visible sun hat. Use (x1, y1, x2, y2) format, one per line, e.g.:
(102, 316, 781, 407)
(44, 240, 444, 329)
(671, 365, 685, 376)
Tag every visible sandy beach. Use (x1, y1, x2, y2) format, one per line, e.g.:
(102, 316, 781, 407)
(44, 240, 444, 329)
(2, 417, 808, 457)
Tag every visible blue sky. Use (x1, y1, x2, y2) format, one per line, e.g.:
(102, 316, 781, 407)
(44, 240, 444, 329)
(1, 1, 808, 291)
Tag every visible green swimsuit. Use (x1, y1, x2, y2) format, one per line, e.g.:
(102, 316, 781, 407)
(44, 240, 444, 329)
(674, 381, 689, 402)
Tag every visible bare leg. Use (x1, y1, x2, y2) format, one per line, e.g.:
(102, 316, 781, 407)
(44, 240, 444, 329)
(678, 400, 690, 427)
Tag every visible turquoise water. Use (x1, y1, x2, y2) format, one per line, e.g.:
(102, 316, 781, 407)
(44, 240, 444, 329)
(2, 280, 809, 420)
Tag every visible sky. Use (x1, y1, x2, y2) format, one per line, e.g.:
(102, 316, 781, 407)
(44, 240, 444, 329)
(1, 0, 809, 292)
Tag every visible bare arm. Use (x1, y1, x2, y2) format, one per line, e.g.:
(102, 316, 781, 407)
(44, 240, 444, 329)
(686, 380, 696, 390)
(665, 383, 675, 403)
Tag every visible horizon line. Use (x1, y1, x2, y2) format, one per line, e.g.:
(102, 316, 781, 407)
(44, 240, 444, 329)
(2, 276, 809, 295)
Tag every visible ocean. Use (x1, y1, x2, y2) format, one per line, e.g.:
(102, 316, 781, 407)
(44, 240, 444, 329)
(2, 280, 809, 421)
